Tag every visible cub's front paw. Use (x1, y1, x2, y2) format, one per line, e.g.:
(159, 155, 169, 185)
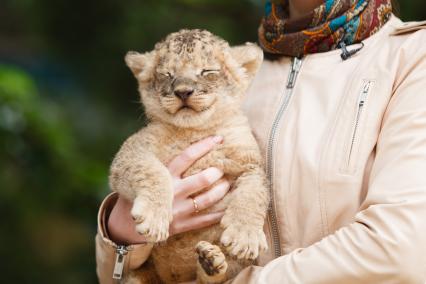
(220, 225, 267, 260)
(131, 197, 171, 243)
(196, 241, 228, 283)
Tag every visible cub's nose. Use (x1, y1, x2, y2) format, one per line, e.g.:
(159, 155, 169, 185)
(174, 89, 194, 100)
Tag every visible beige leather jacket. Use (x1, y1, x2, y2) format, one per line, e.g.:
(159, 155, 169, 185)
(96, 15, 426, 283)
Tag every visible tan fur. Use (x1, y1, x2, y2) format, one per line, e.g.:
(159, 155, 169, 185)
(110, 29, 269, 283)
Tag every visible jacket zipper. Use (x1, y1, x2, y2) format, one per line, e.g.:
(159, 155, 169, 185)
(346, 80, 372, 167)
(112, 245, 129, 280)
(266, 57, 302, 258)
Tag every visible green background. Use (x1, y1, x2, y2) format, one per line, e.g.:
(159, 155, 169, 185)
(0, 1, 424, 283)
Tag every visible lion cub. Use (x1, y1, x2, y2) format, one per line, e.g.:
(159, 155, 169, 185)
(110, 29, 269, 284)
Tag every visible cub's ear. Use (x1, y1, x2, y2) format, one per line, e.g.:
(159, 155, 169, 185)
(230, 43, 263, 80)
(124, 51, 155, 80)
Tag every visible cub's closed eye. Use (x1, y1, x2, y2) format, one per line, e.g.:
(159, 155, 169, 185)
(201, 69, 220, 76)
(157, 71, 173, 78)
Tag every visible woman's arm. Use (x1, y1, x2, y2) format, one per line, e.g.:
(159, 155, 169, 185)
(95, 136, 231, 283)
(228, 48, 426, 284)
(95, 192, 154, 284)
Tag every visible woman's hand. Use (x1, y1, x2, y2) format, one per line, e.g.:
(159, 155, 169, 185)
(108, 136, 229, 245)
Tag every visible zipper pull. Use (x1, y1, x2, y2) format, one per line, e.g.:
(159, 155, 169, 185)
(112, 245, 128, 280)
(359, 81, 372, 107)
(287, 57, 302, 89)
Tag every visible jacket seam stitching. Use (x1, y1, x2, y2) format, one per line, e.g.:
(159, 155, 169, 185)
(317, 55, 370, 237)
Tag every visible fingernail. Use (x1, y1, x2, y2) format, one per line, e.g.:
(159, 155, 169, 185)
(219, 180, 230, 188)
(212, 136, 223, 144)
(207, 167, 223, 183)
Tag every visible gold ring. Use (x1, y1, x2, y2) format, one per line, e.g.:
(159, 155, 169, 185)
(191, 197, 200, 213)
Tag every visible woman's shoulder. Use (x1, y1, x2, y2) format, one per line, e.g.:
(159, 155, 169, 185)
(389, 16, 426, 37)
(387, 16, 426, 56)
(384, 16, 426, 87)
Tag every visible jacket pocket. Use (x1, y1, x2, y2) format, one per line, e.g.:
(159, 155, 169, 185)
(340, 79, 375, 174)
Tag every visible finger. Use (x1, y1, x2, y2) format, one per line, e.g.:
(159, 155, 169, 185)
(167, 136, 223, 177)
(174, 179, 229, 217)
(175, 167, 224, 197)
(191, 180, 230, 212)
(170, 211, 224, 236)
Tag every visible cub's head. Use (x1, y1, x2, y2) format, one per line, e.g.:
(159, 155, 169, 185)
(125, 29, 263, 128)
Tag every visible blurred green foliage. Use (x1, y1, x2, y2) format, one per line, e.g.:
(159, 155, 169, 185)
(0, 0, 424, 283)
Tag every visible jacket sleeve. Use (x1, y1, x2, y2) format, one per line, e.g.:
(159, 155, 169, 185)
(230, 44, 426, 283)
(95, 192, 154, 284)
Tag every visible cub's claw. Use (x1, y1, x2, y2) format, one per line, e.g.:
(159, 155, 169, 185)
(220, 225, 267, 260)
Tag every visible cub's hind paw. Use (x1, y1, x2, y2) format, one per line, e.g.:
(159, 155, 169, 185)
(131, 197, 171, 243)
(196, 241, 228, 283)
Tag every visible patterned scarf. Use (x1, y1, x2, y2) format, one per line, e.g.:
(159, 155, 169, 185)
(258, 0, 392, 57)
